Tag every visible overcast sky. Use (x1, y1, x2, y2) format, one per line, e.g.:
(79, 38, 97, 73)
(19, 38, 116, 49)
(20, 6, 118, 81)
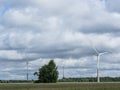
(0, 0, 120, 80)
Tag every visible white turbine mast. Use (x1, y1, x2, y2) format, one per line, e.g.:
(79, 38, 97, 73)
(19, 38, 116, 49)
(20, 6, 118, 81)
(24, 49, 29, 81)
(93, 47, 107, 82)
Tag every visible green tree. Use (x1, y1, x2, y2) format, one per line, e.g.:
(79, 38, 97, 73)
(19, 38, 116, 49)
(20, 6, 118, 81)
(34, 60, 59, 83)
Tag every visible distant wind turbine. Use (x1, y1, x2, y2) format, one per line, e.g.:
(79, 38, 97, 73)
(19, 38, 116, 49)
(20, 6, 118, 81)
(26, 59, 29, 81)
(93, 47, 108, 82)
(63, 66, 65, 79)
(24, 49, 29, 81)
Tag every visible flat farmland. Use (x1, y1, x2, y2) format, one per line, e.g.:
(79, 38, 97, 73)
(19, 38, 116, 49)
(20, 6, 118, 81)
(0, 82, 120, 90)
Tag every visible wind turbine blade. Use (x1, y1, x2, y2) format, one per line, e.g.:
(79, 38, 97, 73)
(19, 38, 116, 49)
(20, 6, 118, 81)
(99, 52, 108, 55)
(92, 46, 99, 54)
(86, 37, 99, 54)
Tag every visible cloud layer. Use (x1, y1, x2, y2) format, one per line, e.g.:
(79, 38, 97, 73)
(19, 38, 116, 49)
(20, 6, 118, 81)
(0, 0, 120, 80)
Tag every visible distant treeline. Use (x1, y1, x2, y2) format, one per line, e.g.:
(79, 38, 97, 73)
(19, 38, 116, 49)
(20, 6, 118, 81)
(0, 77, 120, 83)
(59, 77, 120, 82)
(0, 80, 33, 83)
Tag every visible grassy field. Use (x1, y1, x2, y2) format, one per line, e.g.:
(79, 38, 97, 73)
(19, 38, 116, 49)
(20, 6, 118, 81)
(0, 82, 120, 90)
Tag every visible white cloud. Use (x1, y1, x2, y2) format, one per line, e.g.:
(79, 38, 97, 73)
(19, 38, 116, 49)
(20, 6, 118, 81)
(0, 50, 23, 60)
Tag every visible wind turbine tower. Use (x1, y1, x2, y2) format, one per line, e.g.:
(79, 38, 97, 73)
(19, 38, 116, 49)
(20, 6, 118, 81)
(63, 66, 65, 79)
(26, 60, 29, 81)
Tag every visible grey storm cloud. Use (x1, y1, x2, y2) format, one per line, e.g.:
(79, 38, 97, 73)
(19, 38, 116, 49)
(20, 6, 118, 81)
(0, 0, 120, 80)
(106, 0, 120, 13)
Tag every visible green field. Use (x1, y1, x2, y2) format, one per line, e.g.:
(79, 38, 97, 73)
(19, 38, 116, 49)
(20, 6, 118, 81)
(0, 82, 120, 90)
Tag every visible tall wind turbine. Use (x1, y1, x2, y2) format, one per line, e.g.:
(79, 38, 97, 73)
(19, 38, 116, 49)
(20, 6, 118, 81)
(93, 47, 107, 82)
